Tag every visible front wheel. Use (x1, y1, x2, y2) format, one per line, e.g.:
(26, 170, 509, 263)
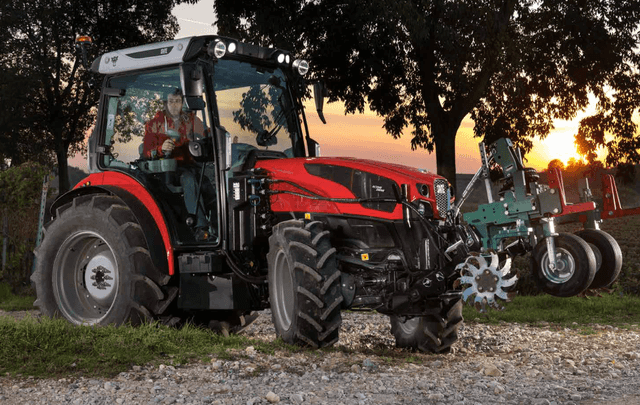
(267, 220, 343, 348)
(530, 233, 596, 297)
(575, 229, 622, 289)
(390, 298, 463, 353)
(31, 195, 172, 325)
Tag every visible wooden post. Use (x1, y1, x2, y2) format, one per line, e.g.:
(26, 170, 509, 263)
(32, 175, 49, 274)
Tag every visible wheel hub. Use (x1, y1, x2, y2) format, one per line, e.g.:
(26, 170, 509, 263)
(541, 248, 575, 284)
(84, 251, 117, 303)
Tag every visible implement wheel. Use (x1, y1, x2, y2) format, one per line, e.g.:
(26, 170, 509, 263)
(531, 233, 596, 297)
(390, 298, 463, 354)
(31, 195, 173, 325)
(575, 229, 622, 289)
(267, 220, 343, 348)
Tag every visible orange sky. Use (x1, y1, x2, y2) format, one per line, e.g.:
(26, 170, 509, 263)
(302, 99, 584, 174)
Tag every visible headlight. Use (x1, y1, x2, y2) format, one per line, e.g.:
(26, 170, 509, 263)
(412, 200, 433, 218)
(227, 42, 237, 54)
(417, 183, 430, 197)
(213, 41, 226, 58)
(293, 59, 309, 76)
(277, 53, 286, 64)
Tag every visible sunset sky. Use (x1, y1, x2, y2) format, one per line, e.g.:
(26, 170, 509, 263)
(70, 1, 590, 174)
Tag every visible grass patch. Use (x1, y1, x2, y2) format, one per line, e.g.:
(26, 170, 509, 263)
(0, 283, 35, 311)
(0, 316, 277, 379)
(463, 291, 640, 328)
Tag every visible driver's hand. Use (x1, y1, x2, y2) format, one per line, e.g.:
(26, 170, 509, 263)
(162, 139, 175, 154)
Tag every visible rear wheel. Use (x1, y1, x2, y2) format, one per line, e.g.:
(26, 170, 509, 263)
(31, 195, 174, 325)
(390, 298, 463, 353)
(267, 220, 343, 348)
(530, 233, 596, 297)
(575, 229, 622, 289)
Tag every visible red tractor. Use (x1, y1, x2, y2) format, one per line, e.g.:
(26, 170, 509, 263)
(31, 35, 613, 353)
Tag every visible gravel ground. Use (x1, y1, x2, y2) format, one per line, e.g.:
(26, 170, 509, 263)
(1, 310, 640, 405)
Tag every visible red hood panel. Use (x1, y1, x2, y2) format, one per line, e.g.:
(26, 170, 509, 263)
(255, 157, 448, 220)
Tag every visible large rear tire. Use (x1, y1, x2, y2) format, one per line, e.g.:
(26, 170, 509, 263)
(267, 220, 343, 348)
(390, 298, 463, 354)
(31, 195, 174, 325)
(531, 233, 596, 297)
(575, 229, 622, 289)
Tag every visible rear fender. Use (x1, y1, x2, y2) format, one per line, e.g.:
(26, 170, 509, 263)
(52, 172, 175, 276)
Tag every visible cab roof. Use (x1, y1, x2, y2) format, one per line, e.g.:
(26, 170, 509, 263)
(90, 36, 295, 75)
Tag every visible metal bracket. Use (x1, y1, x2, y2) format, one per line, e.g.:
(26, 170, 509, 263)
(478, 142, 494, 203)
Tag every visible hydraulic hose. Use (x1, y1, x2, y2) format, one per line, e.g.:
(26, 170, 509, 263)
(222, 250, 267, 284)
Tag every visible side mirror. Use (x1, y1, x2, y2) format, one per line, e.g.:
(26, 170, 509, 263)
(180, 62, 205, 111)
(313, 81, 327, 124)
(308, 138, 321, 157)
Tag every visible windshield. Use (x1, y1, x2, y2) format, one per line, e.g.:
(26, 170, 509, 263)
(214, 60, 303, 168)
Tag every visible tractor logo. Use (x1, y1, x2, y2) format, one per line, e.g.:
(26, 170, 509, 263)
(372, 185, 385, 193)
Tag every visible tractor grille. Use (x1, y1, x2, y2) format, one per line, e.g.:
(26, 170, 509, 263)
(433, 178, 449, 216)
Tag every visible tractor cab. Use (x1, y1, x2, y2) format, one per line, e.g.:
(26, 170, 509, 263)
(84, 36, 314, 246)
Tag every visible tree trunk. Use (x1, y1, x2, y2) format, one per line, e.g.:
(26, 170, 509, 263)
(56, 143, 70, 195)
(434, 125, 458, 198)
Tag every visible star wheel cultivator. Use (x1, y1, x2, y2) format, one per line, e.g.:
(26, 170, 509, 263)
(456, 252, 517, 311)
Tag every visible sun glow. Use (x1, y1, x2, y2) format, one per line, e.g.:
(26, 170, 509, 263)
(541, 132, 582, 166)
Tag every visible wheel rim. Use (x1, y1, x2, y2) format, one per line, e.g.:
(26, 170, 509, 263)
(273, 250, 294, 330)
(540, 247, 576, 284)
(52, 231, 119, 325)
(397, 317, 421, 335)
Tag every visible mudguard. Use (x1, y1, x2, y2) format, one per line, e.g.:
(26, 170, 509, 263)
(51, 172, 175, 276)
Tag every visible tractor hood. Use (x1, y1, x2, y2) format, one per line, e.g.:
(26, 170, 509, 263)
(255, 157, 451, 220)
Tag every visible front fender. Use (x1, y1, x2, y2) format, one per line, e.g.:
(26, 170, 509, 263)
(52, 172, 175, 276)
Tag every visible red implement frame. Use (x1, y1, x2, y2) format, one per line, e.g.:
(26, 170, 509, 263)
(547, 167, 596, 217)
(601, 173, 640, 219)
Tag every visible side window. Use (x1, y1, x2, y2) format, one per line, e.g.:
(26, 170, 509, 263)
(102, 68, 181, 168)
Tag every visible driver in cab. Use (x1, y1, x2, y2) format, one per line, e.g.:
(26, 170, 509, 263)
(143, 88, 204, 161)
(142, 88, 212, 241)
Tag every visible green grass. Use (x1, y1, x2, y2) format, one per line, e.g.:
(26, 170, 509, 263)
(463, 291, 640, 328)
(0, 283, 35, 311)
(1, 293, 639, 379)
(0, 316, 292, 379)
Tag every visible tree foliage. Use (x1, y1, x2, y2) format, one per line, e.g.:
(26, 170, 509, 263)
(0, 163, 52, 293)
(0, 0, 196, 193)
(214, 0, 640, 191)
